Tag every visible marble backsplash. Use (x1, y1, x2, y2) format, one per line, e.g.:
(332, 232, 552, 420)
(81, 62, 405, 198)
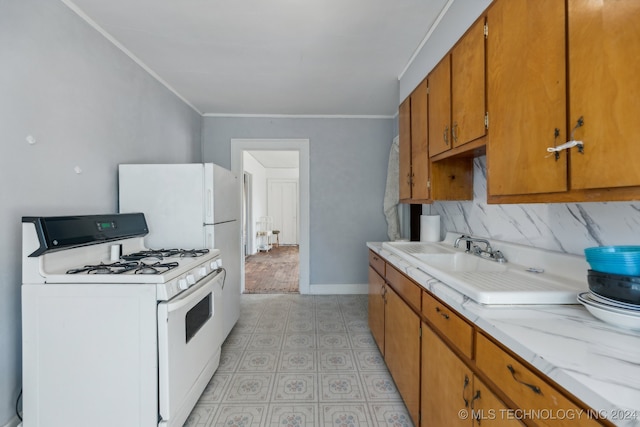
(430, 156, 640, 256)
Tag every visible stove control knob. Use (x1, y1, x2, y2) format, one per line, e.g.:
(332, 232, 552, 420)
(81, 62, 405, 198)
(186, 274, 196, 286)
(198, 267, 207, 278)
(178, 278, 189, 290)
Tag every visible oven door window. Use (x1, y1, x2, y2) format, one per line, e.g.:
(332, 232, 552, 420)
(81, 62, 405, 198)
(186, 293, 211, 343)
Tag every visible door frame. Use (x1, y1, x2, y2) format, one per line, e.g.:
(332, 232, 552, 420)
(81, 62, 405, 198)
(231, 138, 310, 295)
(243, 172, 254, 255)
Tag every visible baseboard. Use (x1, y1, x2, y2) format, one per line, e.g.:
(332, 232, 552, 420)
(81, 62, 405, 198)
(308, 283, 368, 295)
(2, 415, 21, 427)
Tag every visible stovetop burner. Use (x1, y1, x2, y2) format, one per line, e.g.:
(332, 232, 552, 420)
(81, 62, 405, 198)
(66, 260, 181, 275)
(121, 248, 209, 261)
(67, 261, 140, 275)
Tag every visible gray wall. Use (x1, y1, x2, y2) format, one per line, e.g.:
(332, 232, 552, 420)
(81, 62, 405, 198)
(0, 0, 202, 424)
(202, 117, 393, 285)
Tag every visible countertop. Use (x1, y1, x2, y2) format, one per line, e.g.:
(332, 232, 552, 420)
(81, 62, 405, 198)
(368, 242, 640, 427)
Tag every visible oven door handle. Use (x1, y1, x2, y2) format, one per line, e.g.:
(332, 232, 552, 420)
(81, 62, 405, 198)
(165, 271, 222, 312)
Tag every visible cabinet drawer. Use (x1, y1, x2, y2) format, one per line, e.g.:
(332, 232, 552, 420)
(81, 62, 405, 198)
(476, 333, 602, 427)
(422, 292, 473, 359)
(385, 265, 421, 310)
(368, 250, 385, 276)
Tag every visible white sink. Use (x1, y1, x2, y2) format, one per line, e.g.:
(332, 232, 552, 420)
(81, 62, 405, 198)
(412, 253, 508, 273)
(381, 234, 590, 305)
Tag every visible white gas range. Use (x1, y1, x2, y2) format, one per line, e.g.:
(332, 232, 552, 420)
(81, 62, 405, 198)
(21, 213, 225, 427)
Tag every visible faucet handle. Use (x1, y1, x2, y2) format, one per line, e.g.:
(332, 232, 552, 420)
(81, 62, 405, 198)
(493, 250, 507, 263)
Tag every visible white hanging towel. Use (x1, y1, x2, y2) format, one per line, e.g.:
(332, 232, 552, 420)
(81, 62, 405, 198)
(383, 137, 401, 241)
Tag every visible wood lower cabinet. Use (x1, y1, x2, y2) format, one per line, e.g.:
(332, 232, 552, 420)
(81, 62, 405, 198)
(385, 285, 421, 425)
(368, 250, 607, 427)
(476, 333, 603, 427)
(368, 265, 385, 355)
(422, 325, 523, 427)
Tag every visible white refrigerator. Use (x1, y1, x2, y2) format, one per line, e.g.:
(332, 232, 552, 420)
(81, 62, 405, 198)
(118, 163, 241, 341)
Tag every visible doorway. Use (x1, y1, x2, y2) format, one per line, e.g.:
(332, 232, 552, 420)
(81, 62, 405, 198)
(231, 139, 310, 295)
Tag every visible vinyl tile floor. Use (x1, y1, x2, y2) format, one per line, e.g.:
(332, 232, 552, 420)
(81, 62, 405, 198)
(183, 293, 414, 427)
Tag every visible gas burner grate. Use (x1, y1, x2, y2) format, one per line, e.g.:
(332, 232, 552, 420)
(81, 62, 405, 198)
(178, 249, 210, 257)
(121, 248, 209, 261)
(66, 261, 139, 275)
(134, 261, 179, 274)
(66, 259, 182, 275)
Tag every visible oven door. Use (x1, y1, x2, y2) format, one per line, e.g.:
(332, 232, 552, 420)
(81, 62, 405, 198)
(157, 270, 224, 427)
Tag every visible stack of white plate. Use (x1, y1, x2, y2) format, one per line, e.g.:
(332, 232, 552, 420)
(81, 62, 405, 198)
(578, 291, 640, 331)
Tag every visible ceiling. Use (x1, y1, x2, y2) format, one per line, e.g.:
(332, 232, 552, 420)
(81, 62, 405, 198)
(64, 0, 450, 117)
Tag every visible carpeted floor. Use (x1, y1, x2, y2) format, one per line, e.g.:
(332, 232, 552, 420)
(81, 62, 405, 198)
(244, 245, 299, 293)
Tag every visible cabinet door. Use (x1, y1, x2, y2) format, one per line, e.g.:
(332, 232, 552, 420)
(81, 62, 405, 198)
(399, 97, 412, 201)
(421, 323, 472, 427)
(411, 79, 430, 200)
(486, 0, 567, 196)
(428, 55, 452, 157)
(568, 0, 640, 190)
(451, 18, 486, 148)
(472, 377, 525, 427)
(476, 333, 602, 427)
(368, 266, 385, 356)
(385, 286, 420, 425)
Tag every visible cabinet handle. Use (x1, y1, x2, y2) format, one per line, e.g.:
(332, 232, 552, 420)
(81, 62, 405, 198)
(462, 374, 470, 407)
(435, 306, 450, 320)
(443, 126, 449, 145)
(507, 364, 542, 395)
(411, 172, 415, 187)
(452, 122, 459, 143)
(470, 390, 482, 425)
(406, 173, 411, 185)
(571, 116, 585, 154)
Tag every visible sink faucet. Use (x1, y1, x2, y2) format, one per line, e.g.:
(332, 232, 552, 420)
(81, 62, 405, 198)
(454, 235, 507, 263)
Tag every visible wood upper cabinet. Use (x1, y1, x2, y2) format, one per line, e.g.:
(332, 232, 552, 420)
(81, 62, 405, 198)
(411, 79, 430, 200)
(428, 55, 452, 157)
(399, 79, 430, 203)
(451, 18, 487, 150)
(385, 285, 421, 425)
(487, 0, 640, 201)
(429, 17, 486, 158)
(486, 0, 567, 197)
(398, 97, 412, 201)
(568, 0, 640, 191)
